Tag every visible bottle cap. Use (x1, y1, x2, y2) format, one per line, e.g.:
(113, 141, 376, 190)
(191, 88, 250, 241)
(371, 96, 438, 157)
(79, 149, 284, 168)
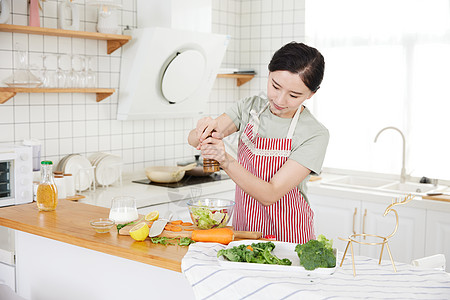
(41, 161, 53, 165)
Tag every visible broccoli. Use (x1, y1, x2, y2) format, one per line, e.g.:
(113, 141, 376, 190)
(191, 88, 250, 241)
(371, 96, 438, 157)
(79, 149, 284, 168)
(294, 234, 336, 270)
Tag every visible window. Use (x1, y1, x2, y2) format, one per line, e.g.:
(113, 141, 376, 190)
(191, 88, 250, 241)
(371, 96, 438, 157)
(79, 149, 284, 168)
(306, 0, 450, 180)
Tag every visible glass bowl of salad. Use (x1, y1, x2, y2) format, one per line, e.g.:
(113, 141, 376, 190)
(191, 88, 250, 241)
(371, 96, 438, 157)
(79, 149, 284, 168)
(187, 198, 235, 229)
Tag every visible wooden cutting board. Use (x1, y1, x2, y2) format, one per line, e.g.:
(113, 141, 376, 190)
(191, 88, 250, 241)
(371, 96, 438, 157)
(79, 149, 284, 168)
(422, 194, 450, 203)
(118, 220, 262, 239)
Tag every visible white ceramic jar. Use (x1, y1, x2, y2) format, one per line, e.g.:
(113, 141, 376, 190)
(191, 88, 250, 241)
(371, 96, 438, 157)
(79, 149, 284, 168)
(64, 173, 75, 197)
(54, 175, 66, 199)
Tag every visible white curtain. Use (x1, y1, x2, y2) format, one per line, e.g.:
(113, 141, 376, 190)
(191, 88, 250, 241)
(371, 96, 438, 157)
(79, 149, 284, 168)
(305, 0, 450, 180)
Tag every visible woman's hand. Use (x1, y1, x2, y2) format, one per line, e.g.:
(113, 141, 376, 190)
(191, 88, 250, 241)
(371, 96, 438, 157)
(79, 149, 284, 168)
(187, 114, 238, 149)
(200, 133, 228, 165)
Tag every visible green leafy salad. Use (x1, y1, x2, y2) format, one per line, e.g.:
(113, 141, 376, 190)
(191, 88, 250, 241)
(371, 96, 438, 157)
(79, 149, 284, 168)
(294, 234, 336, 270)
(190, 206, 230, 229)
(217, 241, 292, 265)
(217, 235, 336, 271)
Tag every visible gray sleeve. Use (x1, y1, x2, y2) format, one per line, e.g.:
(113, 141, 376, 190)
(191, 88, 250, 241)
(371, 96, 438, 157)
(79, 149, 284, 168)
(224, 99, 243, 131)
(224, 96, 256, 131)
(290, 128, 329, 176)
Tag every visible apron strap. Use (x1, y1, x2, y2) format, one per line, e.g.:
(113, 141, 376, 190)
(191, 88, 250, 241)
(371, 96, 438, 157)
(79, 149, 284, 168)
(286, 105, 302, 139)
(251, 102, 302, 140)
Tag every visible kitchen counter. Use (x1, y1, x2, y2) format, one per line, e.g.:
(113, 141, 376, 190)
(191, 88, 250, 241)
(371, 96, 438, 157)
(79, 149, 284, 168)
(0, 200, 187, 272)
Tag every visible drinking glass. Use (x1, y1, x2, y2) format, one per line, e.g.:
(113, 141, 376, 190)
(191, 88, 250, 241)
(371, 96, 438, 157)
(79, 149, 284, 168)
(72, 55, 86, 88)
(85, 56, 97, 88)
(56, 55, 68, 88)
(109, 196, 138, 223)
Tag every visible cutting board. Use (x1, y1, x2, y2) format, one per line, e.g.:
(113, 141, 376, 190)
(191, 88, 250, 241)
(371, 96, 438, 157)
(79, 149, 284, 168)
(118, 220, 262, 240)
(422, 194, 450, 203)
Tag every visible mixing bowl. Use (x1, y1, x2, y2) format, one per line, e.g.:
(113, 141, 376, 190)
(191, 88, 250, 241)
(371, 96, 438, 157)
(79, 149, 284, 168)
(187, 198, 235, 229)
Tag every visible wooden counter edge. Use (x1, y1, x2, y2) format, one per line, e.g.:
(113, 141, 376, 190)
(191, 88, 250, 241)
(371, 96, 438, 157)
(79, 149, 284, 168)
(0, 205, 184, 273)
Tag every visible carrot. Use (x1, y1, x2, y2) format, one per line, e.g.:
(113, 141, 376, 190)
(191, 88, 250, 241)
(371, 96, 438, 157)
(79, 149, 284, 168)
(164, 225, 174, 231)
(191, 228, 234, 245)
(183, 228, 194, 231)
(171, 226, 182, 232)
(147, 221, 154, 227)
(170, 220, 183, 225)
(181, 222, 193, 226)
(246, 245, 253, 251)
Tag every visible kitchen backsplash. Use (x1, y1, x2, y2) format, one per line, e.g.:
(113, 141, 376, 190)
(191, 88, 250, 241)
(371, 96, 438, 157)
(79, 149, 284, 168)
(0, 0, 306, 174)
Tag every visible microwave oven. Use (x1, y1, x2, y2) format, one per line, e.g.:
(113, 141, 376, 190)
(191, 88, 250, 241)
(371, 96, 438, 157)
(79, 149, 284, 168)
(0, 144, 33, 207)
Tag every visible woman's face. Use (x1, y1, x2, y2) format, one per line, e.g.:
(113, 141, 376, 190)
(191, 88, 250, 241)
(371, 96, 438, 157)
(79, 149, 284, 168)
(267, 70, 315, 118)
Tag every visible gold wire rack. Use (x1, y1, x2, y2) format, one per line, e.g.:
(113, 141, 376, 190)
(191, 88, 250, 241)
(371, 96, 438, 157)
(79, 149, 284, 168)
(339, 194, 414, 276)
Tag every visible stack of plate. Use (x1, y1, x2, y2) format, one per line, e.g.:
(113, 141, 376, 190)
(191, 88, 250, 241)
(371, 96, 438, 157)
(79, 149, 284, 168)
(88, 152, 123, 186)
(56, 154, 93, 191)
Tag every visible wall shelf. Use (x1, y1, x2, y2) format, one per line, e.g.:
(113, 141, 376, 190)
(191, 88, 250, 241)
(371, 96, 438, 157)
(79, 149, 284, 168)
(0, 88, 115, 104)
(217, 74, 255, 86)
(0, 24, 132, 54)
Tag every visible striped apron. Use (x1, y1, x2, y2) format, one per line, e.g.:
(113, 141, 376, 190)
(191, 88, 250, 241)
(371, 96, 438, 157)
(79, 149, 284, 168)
(232, 103, 315, 244)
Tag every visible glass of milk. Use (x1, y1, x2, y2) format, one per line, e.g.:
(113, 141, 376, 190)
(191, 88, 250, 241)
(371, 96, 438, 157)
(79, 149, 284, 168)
(109, 196, 138, 223)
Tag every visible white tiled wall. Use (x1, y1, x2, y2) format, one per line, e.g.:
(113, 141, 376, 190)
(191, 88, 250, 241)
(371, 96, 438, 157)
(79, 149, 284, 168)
(0, 0, 306, 174)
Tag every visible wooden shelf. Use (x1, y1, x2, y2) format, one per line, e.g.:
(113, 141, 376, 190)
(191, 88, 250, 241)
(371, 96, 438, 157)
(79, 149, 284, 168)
(217, 73, 255, 86)
(0, 24, 131, 54)
(0, 88, 115, 104)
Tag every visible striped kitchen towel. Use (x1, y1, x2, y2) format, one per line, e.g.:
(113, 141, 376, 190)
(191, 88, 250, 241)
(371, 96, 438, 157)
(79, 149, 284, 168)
(181, 242, 450, 300)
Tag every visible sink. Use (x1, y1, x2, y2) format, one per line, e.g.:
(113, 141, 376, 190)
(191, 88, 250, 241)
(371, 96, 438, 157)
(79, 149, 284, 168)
(321, 175, 444, 196)
(379, 182, 436, 194)
(321, 176, 394, 189)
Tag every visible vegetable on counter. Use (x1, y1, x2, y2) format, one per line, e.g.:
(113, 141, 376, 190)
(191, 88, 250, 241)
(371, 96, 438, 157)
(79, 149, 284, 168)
(217, 241, 292, 265)
(116, 217, 144, 232)
(294, 234, 336, 270)
(150, 236, 195, 246)
(191, 228, 234, 245)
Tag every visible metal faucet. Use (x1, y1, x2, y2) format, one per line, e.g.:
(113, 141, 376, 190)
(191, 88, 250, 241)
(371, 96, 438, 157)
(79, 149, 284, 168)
(374, 126, 406, 183)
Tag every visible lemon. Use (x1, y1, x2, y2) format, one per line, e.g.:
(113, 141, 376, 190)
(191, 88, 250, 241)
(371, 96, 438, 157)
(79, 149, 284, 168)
(129, 222, 149, 241)
(145, 211, 159, 222)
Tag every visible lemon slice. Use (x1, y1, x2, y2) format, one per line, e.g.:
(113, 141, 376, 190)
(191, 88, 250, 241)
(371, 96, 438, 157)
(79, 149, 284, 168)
(129, 222, 149, 241)
(145, 211, 159, 222)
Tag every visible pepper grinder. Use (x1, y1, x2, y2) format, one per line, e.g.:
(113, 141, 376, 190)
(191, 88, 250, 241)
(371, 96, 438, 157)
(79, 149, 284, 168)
(203, 133, 220, 173)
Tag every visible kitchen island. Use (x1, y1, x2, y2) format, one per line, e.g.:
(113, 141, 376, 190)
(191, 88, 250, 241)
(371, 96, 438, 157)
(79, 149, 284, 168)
(0, 200, 195, 300)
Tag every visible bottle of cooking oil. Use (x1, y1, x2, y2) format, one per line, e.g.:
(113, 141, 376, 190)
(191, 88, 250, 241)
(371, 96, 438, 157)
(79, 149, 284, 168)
(36, 161, 58, 211)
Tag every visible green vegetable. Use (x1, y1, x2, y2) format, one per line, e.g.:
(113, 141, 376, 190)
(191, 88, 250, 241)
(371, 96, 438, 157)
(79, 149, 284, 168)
(116, 217, 144, 232)
(150, 236, 195, 246)
(294, 234, 336, 270)
(178, 237, 196, 246)
(190, 206, 229, 229)
(150, 237, 176, 245)
(217, 242, 292, 266)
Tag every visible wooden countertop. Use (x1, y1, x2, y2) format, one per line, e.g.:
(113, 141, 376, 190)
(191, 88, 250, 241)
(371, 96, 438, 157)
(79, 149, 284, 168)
(0, 200, 188, 272)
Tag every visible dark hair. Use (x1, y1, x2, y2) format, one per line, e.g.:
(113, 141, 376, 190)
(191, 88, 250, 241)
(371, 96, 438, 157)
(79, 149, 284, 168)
(268, 42, 325, 92)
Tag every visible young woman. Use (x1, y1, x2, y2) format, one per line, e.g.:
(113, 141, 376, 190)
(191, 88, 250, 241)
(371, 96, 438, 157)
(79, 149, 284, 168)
(188, 42, 329, 244)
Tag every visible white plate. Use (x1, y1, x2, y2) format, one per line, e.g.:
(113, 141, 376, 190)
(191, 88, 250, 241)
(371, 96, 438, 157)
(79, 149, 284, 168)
(95, 154, 122, 186)
(217, 240, 337, 274)
(63, 154, 93, 191)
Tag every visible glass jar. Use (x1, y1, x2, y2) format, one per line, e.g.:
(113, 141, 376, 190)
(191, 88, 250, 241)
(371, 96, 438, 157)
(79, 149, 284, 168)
(36, 161, 58, 211)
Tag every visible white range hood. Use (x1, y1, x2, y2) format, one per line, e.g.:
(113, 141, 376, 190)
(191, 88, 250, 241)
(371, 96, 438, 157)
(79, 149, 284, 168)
(117, 27, 229, 120)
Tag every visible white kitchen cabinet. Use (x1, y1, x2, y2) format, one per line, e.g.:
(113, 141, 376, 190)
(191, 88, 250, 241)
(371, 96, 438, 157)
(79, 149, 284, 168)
(309, 193, 426, 264)
(425, 210, 450, 271)
(0, 262, 15, 291)
(308, 194, 362, 254)
(359, 201, 426, 264)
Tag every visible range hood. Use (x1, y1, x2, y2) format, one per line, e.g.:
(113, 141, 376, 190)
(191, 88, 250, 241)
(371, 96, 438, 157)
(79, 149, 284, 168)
(117, 27, 229, 120)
